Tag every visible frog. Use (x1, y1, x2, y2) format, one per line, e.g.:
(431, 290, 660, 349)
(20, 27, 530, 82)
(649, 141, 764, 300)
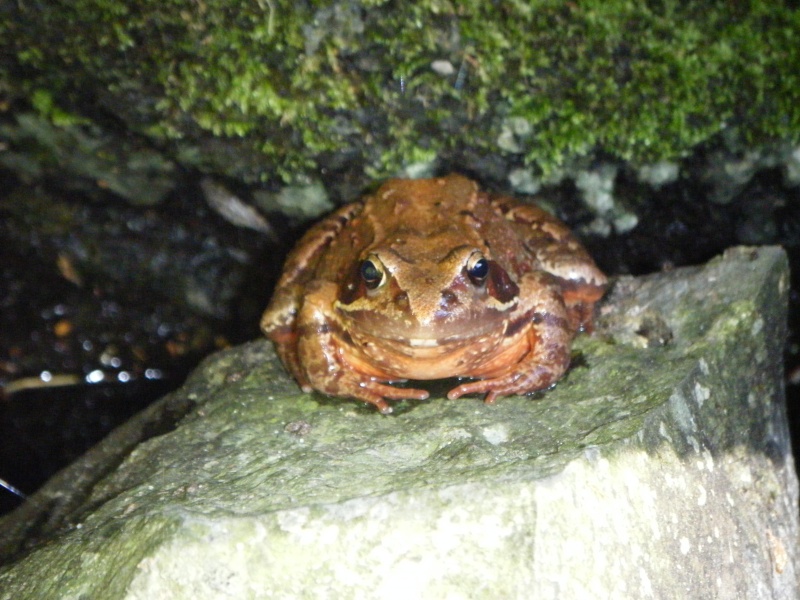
(261, 174, 607, 414)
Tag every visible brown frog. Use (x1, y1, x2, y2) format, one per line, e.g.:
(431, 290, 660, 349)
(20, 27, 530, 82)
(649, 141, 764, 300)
(261, 174, 607, 414)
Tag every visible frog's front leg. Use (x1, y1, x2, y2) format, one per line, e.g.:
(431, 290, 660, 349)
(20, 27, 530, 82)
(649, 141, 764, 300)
(261, 285, 312, 391)
(297, 281, 430, 414)
(447, 271, 572, 403)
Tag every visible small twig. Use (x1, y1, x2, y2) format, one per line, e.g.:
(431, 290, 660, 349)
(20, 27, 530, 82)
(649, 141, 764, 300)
(2, 374, 81, 397)
(0, 477, 26, 500)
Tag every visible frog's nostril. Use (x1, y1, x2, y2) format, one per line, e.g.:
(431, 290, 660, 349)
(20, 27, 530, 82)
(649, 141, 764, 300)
(394, 291, 409, 308)
(440, 290, 459, 309)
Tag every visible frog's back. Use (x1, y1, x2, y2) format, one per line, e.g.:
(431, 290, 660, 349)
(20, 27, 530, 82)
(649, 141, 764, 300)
(362, 174, 479, 236)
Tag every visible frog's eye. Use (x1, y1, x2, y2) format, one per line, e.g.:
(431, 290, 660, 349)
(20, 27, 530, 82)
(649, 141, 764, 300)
(466, 252, 489, 285)
(360, 258, 385, 289)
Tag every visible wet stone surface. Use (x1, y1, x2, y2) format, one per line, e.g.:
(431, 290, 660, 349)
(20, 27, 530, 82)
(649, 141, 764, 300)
(3, 158, 800, 516)
(0, 246, 794, 598)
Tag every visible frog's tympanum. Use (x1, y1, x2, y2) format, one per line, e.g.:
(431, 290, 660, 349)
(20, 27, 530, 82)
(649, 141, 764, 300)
(261, 174, 607, 414)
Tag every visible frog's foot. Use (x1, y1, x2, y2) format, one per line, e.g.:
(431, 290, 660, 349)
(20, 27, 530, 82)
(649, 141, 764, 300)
(347, 381, 429, 414)
(446, 364, 562, 404)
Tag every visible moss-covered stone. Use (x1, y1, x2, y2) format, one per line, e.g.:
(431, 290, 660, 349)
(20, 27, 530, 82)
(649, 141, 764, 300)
(0, 246, 795, 597)
(0, 110, 176, 205)
(2, 1, 799, 184)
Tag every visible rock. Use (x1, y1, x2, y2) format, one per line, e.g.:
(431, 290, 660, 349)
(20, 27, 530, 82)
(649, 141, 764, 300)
(0, 246, 796, 599)
(0, 185, 271, 321)
(3, 5, 800, 184)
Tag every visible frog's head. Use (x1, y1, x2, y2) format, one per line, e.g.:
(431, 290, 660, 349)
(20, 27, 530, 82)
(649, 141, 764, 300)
(335, 240, 520, 344)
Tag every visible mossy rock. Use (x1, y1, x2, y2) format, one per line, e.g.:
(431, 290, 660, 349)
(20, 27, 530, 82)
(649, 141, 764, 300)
(0, 246, 796, 598)
(2, 2, 799, 185)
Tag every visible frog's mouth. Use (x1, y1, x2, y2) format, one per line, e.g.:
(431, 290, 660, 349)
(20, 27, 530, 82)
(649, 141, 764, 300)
(336, 304, 516, 346)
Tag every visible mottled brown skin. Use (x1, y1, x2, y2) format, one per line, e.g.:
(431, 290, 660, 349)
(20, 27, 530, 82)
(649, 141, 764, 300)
(261, 174, 607, 414)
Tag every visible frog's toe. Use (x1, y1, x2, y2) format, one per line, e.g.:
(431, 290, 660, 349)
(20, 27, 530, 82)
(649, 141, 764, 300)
(446, 376, 519, 401)
(447, 365, 559, 403)
(352, 381, 429, 414)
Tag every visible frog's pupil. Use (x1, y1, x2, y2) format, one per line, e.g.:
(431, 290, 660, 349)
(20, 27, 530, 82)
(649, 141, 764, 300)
(468, 258, 489, 283)
(360, 260, 382, 288)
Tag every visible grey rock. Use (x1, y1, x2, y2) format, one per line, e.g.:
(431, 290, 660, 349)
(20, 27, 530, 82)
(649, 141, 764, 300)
(575, 163, 618, 214)
(508, 167, 541, 195)
(0, 247, 796, 599)
(637, 161, 681, 189)
(0, 185, 262, 321)
(253, 180, 332, 222)
(0, 113, 176, 206)
(699, 143, 797, 205)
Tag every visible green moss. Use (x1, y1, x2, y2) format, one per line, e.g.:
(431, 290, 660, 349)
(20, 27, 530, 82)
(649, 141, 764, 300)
(30, 89, 91, 127)
(2, 0, 799, 182)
